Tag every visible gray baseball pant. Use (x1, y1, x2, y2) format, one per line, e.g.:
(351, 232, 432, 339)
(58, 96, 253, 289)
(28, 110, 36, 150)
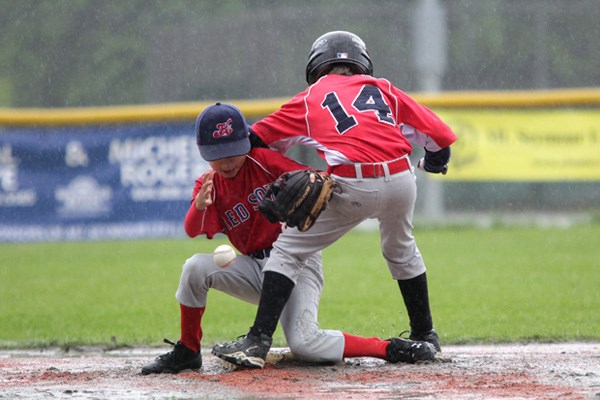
(175, 251, 344, 362)
(263, 169, 426, 283)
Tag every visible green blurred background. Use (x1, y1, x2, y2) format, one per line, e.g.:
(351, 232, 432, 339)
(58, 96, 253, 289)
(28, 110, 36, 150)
(1, 225, 599, 349)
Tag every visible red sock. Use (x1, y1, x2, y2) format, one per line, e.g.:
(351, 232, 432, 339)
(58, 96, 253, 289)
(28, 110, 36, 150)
(179, 304, 204, 352)
(342, 332, 389, 359)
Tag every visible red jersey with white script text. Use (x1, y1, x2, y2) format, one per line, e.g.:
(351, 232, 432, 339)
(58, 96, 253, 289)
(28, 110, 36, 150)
(184, 147, 308, 255)
(252, 74, 457, 166)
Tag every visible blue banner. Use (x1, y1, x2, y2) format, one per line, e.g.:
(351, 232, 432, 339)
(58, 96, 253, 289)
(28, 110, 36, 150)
(0, 123, 209, 242)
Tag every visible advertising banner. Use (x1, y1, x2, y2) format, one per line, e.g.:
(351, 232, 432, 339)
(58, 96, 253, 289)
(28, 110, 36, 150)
(0, 123, 208, 242)
(2, 105, 599, 242)
(438, 109, 600, 181)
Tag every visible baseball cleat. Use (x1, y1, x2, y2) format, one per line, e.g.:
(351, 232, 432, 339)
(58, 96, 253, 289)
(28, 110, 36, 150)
(409, 329, 441, 352)
(141, 339, 202, 375)
(385, 338, 437, 363)
(211, 331, 272, 368)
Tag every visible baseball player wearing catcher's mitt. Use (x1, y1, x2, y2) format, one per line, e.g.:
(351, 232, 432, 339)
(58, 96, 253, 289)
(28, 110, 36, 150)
(141, 103, 436, 374)
(212, 31, 456, 368)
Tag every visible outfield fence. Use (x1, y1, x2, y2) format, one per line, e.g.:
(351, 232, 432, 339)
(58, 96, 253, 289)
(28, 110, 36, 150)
(1, 88, 599, 242)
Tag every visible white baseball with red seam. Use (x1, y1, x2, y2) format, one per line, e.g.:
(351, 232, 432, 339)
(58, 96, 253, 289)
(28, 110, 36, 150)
(213, 244, 236, 268)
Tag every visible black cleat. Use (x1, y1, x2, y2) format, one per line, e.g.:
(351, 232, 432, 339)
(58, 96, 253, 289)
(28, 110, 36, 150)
(386, 338, 437, 363)
(141, 339, 202, 375)
(409, 329, 441, 352)
(211, 332, 272, 368)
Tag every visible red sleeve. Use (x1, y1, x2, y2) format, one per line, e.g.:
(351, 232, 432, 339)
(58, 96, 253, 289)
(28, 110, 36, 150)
(250, 93, 309, 151)
(183, 177, 224, 239)
(393, 87, 457, 148)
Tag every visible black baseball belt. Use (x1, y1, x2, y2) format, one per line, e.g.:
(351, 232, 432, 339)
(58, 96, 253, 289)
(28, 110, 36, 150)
(249, 248, 272, 259)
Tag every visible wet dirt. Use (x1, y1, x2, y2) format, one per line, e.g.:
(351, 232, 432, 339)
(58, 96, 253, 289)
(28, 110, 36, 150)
(1, 343, 599, 399)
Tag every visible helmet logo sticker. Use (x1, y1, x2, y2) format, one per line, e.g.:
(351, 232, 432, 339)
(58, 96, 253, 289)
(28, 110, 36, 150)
(336, 52, 349, 59)
(213, 118, 234, 138)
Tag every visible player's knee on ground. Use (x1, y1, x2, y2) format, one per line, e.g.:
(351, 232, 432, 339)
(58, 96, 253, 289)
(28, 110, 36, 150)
(287, 329, 344, 363)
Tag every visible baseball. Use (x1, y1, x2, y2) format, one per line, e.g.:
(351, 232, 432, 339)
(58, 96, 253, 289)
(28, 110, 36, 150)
(213, 244, 236, 268)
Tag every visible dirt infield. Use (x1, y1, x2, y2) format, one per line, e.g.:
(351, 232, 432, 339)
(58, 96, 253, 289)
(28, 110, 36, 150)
(1, 343, 599, 399)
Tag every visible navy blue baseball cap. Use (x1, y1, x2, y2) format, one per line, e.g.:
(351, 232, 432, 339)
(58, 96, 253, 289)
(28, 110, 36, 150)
(195, 102, 251, 161)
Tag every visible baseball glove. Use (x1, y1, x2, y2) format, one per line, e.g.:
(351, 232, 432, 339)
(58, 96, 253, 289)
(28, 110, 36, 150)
(259, 170, 336, 232)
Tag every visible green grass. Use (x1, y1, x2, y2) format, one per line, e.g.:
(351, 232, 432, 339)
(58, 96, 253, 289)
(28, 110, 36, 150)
(1, 224, 599, 349)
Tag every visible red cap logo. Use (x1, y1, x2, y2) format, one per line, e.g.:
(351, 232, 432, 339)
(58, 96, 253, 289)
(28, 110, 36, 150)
(212, 118, 234, 138)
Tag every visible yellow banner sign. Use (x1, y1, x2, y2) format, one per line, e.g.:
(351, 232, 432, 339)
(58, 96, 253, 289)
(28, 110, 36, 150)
(437, 109, 600, 181)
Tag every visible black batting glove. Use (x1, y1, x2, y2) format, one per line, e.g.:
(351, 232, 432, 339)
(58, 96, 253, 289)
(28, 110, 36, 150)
(417, 147, 450, 175)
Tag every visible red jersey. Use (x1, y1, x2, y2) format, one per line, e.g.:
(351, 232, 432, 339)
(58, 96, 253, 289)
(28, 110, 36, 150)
(252, 74, 457, 166)
(184, 147, 308, 255)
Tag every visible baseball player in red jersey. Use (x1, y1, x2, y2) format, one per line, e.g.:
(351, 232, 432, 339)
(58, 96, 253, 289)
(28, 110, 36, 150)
(212, 31, 456, 368)
(142, 102, 436, 374)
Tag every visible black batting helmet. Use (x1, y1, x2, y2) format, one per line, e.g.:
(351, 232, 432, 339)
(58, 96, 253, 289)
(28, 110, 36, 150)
(305, 31, 373, 85)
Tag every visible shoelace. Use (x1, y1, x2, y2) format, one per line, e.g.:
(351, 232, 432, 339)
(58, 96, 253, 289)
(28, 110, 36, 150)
(156, 338, 178, 359)
(234, 328, 256, 341)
